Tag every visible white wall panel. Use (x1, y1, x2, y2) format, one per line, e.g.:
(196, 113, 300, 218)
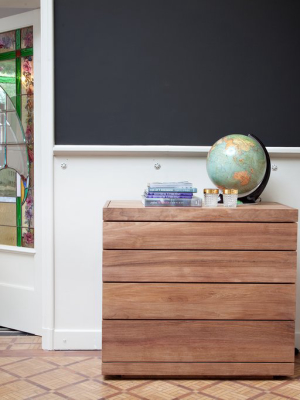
(54, 154, 300, 349)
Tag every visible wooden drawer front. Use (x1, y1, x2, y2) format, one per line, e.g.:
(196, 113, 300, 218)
(103, 222, 297, 250)
(103, 250, 296, 283)
(103, 320, 295, 363)
(102, 362, 295, 377)
(103, 283, 295, 320)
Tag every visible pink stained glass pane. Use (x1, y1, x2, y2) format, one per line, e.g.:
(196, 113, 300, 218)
(0, 30, 15, 54)
(21, 56, 34, 95)
(29, 157, 34, 188)
(21, 27, 33, 49)
(22, 227, 34, 248)
(21, 95, 34, 144)
(22, 188, 34, 229)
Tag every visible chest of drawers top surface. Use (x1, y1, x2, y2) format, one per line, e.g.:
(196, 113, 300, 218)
(103, 200, 298, 222)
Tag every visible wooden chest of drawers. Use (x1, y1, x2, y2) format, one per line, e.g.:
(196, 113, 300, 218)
(102, 201, 298, 377)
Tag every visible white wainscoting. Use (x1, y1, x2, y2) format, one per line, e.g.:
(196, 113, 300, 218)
(53, 151, 300, 350)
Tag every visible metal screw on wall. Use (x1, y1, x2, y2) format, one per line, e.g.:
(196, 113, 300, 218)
(154, 163, 161, 170)
(61, 163, 67, 169)
(271, 164, 278, 171)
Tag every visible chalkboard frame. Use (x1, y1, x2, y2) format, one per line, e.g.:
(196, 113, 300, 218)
(54, 0, 300, 149)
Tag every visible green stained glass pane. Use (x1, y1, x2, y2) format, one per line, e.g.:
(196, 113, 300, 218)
(0, 30, 15, 54)
(22, 227, 33, 248)
(21, 56, 34, 95)
(0, 59, 16, 105)
(0, 201, 16, 226)
(16, 57, 21, 116)
(0, 225, 16, 246)
(21, 27, 33, 49)
(0, 168, 16, 197)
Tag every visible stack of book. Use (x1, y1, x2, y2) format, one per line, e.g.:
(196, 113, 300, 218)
(142, 181, 201, 207)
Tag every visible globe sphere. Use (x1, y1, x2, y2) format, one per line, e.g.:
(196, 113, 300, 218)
(206, 134, 267, 196)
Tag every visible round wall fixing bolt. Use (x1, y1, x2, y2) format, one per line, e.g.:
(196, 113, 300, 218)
(271, 164, 278, 171)
(61, 163, 67, 169)
(154, 163, 161, 170)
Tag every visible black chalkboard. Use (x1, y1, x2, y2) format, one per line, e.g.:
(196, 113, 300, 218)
(54, 0, 300, 146)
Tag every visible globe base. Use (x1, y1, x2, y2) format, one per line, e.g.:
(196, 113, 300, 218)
(238, 134, 271, 203)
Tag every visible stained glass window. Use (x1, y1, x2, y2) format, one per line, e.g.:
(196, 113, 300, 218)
(0, 27, 34, 248)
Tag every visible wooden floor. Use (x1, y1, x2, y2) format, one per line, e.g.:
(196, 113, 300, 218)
(0, 336, 300, 399)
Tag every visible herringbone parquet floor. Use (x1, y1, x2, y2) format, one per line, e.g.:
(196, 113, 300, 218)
(0, 336, 299, 399)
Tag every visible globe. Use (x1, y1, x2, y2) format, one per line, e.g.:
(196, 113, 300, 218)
(206, 134, 267, 196)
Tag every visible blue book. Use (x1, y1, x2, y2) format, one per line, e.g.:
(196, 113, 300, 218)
(146, 192, 193, 198)
(147, 187, 197, 193)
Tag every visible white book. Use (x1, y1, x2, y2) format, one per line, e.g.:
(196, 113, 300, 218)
(148, 181, 193, 188)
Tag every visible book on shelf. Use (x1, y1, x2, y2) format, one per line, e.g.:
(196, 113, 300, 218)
(142, 181, 201, 207)
(147, 181, 192, 188)
(145, 192, 193, 198)
(142, 196, 202, 207)
(147, 187, 197, 193)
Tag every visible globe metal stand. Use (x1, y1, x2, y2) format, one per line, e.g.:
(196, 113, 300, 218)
(238, 134, 271, 203)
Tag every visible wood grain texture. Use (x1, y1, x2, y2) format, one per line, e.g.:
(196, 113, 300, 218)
(103, 222, 297, 250)
(103, 250, 297, 283)
(102, 362, 295, 377)
(103, 283, 296, 320)
(103, 201, 298, 222)
(102, 320, 295, 363)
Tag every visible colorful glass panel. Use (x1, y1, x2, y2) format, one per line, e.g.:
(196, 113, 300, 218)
(0, 30, 15, 54)
(0, 201, 16, 226)
(6, 144, 28, 180)
(21, 56, 34, 95)
(0, 168, 16, 197)
(0, 26, 33, 247)
(0, 225, 16, 246)
(0, 143, 5, 168)
(21, 27, 33, 49)
(22, 188, 34, 229)
(0, 59, 16, 104)
(22, 95, 34, 144)
(6, 111, 26, 144)
(22, 228, 33, 248)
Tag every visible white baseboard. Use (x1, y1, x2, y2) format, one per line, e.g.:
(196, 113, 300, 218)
(53, 329, 102, 350)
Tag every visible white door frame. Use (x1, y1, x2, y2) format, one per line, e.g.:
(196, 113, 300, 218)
(40, 0, 55, 350)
